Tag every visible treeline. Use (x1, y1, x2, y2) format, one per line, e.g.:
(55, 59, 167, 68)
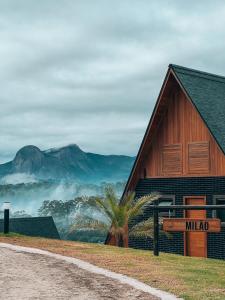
(0, 181, 125, 195)
(38, 196, 108, 242)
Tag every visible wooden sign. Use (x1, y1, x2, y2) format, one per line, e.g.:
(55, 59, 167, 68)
(163, 218, 221, 232)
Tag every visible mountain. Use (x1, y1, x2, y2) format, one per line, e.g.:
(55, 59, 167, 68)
(0, 144, 135, 183)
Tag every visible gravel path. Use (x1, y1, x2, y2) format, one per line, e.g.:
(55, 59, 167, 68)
(0, 247, 158, 300)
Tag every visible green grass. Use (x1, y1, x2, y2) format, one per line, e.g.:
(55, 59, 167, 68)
(0, 234, 225, 300)
(0, 232, 24, 237)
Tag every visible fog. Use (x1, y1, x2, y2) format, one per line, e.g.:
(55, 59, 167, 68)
(0, 180, 124, 215)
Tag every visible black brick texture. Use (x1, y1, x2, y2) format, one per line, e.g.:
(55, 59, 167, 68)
(128, 176, 225, 260)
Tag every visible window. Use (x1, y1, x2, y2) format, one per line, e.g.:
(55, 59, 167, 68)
(162, 144, 182, 175)
(188, 142, 210, 174)
(158, 195, 175, 217)
(213, 195, 225, 223)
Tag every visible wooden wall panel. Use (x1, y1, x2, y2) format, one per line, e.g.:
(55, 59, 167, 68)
(188, 142, 210, 174)
(142, 86, 225, 178)
(162, 144, 182, 175)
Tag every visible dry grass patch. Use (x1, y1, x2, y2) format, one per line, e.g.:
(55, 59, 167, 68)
(0, 234, 225, 300)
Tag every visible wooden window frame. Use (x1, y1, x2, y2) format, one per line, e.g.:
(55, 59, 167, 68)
(161, 143, 183, 175)
(187, 141, 210, 174)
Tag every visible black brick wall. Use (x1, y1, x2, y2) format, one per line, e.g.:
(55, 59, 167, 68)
(128, 176, 225, 259)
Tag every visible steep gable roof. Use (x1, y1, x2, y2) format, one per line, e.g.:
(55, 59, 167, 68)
(105, 64, 225, 245)
(123, 64, 225, 196)
(171, 64, 225, 154)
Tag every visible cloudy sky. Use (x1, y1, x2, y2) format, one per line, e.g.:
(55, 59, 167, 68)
(0, 1, 225, 163)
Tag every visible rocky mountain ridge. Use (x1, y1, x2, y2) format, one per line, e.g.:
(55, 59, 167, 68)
(0, 144, 135, 183)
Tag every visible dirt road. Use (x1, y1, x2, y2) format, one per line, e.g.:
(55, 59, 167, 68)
(0, 247, 158, 300)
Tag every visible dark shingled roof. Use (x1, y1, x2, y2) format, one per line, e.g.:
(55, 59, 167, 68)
(171, 64, 225, 154)
(0, 216, 60, 239)
(105, 64, 225, 245)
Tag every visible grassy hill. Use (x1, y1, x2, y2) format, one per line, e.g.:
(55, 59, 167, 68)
(0, 234, 225, 300)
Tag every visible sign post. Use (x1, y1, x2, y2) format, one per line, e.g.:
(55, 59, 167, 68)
(3, 202, 11, 234)
(153, 205, 159, 256)
(163, 218, 221, 232)
(151, 205, 225, 256)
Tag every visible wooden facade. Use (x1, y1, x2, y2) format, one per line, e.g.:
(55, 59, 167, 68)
(144, 81, 225, 178)
(127, 72, 225, 192)
(184, 196, 207, 257)
(106, 65, 225, 259)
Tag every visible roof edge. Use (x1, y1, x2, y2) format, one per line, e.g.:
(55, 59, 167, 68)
(123, 63, 225, 197)
(171, 68, 225, 157)
(121, 65, 174, 198)
(105, 65, 173, 244)
(170, 64, 225, 82)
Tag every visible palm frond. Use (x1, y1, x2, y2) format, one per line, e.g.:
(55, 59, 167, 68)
(128, 192, 160, 219)
(129, 218, 155, 238)
(95, 197, 114, 222)
(121, 192, 135, 206)
(105, 186, 118, 204)
(95, 192, 124, 229)
(129, 217, 172, 239)
(70, 215, 109, 232)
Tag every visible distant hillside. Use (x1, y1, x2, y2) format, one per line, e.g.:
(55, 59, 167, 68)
(0, 144, 135, 183)
(0, 181, 126, 214)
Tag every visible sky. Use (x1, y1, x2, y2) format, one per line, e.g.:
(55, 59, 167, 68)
(1, 0, 225, 163)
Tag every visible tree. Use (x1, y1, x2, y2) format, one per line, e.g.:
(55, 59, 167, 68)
(68, 214, 108, 243)
(129, 217, 172, 239)
(11, 210, 32, 218)
(38, 200, 66, 218)
(94, 187, 159, 247)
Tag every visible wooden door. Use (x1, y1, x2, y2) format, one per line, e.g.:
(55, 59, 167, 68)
(184, 196, 207, 257)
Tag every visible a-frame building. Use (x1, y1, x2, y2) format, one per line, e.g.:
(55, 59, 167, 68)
(108, 64, 225, 259)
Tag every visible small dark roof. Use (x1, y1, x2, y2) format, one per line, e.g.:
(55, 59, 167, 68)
(0, 216, 60, 239)
(171, 64, 225, 154)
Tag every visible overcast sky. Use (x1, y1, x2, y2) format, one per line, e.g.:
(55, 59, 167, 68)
(0, 1, 225, 163)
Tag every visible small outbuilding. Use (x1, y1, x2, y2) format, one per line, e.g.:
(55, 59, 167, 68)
(0, 216, 60, 239)
(108, 64, 225, 259)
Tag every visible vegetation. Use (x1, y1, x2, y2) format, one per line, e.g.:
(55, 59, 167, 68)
(69, 187, 159, 247)
(0, 180, 125, 206)
(38, 196, 104, 241)
(68, 214, 108, 243)
(3, 185, 161, 244)
(11, 210, 32, 218)
(0, 232, 24, 237)
(0, 210, 32, 219)
(38, 199, 78, 219)
(1, 185, 161, 244)
(0, 235, 224, 300)
(129, 217, 172, 239)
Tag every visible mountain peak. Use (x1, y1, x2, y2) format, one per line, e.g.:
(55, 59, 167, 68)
(66, 143, 81, 149)
(60, 144, 83, 152)
(14, 145, 42, 159)
(12, 145, 44, 173)
(0, 144, 135, 183)
(46, 144, 86, 164)
(44, 144, 83, 154)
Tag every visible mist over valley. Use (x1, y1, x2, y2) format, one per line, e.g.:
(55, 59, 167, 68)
(0, 144, 133, 242)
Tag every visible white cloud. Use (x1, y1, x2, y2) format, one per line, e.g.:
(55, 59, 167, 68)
(0, 173, 38, 185)
(0, 0, 225, 162)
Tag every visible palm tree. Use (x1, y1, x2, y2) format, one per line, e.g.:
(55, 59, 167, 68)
(95, 187, 159, 247)
(70, 214, 108, 233)
(129, 217, 172, 239)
